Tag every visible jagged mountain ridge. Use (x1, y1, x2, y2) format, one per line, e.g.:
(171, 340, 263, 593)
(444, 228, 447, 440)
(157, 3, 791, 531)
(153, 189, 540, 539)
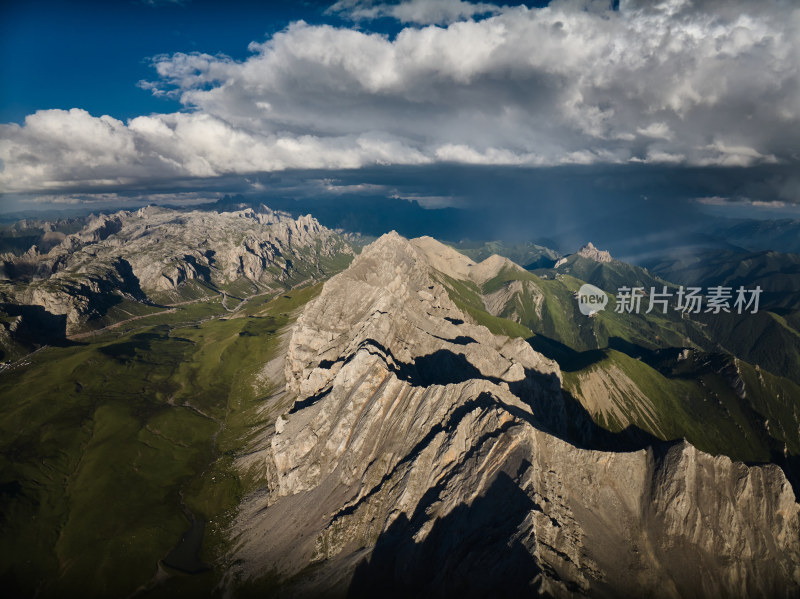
(0, 205, 354, 354)
(229, 232, 800, 598)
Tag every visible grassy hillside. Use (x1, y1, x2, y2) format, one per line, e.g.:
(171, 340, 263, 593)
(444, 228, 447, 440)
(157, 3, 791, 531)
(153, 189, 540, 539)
(544, 253, 667, 293)
(478, 263, 709, 354)
(563, 349, 799, 464)
(433, 252, 800, 478)
(476, 254, 800, 384)
(0, 285, 321, 598)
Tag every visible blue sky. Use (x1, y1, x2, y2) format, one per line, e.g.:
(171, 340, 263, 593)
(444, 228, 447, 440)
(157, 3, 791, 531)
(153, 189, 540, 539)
(1, 0, 552, 124)
(1, 0, 798, 234)
(1, 0, 338, 124)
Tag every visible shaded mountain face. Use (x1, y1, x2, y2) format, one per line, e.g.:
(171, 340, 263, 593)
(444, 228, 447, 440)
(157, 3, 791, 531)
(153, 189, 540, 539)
(229, 232, 800, 598)
(0, 217, 87, 256)
(0, 205, 353, 360)
(710, 218, 800, 255)
(643, 247, 800, 312)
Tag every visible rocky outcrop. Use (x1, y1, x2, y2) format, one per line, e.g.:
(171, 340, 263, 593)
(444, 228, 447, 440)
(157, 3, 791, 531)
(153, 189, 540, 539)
(0, 256, 146, 333)
(483, 278, 545, 321)
(0, 205, 353, 335)
(577, 241, 613, 263)
(229, 232, 800, 598)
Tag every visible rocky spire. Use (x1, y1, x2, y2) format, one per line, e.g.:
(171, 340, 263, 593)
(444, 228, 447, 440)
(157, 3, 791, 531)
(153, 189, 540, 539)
(577, 241, 613, 262)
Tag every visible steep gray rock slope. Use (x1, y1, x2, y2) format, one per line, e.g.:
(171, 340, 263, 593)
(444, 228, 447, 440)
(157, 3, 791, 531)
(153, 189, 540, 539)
(229, 232, 800, 598)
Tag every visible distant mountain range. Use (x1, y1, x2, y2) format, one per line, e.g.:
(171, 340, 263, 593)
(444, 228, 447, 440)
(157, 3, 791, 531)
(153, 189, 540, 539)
(0, 205, 354, 362)
(710, 218, 800, 254)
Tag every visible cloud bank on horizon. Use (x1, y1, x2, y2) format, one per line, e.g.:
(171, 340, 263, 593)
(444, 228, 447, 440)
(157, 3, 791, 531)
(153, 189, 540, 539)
(1, 0, 798, 203)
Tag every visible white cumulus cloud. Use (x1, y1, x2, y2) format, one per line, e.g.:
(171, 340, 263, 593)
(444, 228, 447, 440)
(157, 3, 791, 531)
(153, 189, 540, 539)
(328, 0, 502, 24)
(1, 0, 798, 194)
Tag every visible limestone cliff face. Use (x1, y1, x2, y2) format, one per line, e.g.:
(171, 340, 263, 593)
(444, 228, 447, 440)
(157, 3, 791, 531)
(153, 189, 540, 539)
(230, 232, 800, 598)
(35, 206, 344, 293)
(0, 206, 352, 334)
